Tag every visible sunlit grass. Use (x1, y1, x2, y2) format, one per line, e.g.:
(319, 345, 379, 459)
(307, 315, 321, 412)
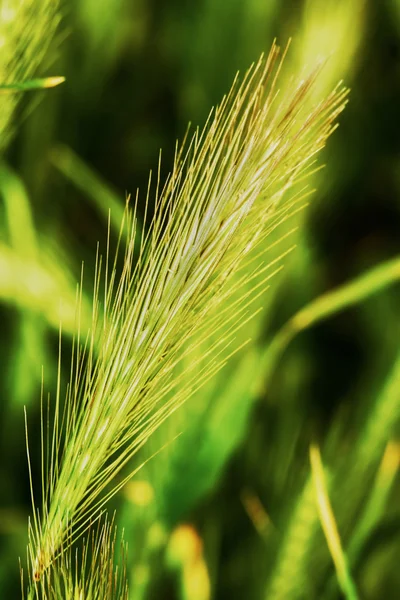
(1, 1, 399, 599)
(24, 42, 347, 594)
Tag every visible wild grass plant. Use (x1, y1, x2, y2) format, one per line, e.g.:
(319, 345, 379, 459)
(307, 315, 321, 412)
(1, 1, 400, 599)
(25, 42, 348, 596)
(0, 0, 63, 149)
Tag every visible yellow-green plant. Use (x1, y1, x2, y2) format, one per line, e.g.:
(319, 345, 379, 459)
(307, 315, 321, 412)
(2, 1, 400, 598)
(0, 0, 63, 148)
(22, 517, 129, 600)
(23, 42, 347, 597)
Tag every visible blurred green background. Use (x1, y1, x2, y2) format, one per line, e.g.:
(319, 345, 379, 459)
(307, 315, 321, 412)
(1, 0, 400, 598)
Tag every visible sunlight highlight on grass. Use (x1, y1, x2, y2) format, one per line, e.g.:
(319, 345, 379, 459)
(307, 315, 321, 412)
(256, 255, 400, 396)
(0, 0, 62, 148)
(310, 444, 358, 600)
(0, 76, 65, 93)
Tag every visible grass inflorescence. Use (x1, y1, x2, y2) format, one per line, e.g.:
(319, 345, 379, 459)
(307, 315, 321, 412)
(6, 1, 399, 598)
(23, 42, 347, 595)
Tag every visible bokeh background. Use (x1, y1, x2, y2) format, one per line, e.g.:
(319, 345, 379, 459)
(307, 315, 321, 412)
(1, 0, 400, 598)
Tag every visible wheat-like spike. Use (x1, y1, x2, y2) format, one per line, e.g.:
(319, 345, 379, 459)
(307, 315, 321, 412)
(25, 516, 128, 600)
(25, 41, 348, 584)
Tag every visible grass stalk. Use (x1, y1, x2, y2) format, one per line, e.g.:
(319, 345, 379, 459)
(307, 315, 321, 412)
(310, 444, 358, 600)
(24, 42, 348, 592)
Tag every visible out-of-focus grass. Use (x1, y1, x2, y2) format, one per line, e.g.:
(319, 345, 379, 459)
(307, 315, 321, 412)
(50, 144, 131, 241)
(1, 0, 399, 599)
(0, 0, 61, 149)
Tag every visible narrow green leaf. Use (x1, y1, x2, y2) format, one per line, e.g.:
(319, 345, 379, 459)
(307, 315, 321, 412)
(0, 76, 65, 93)
(310, 444, 359, 600)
